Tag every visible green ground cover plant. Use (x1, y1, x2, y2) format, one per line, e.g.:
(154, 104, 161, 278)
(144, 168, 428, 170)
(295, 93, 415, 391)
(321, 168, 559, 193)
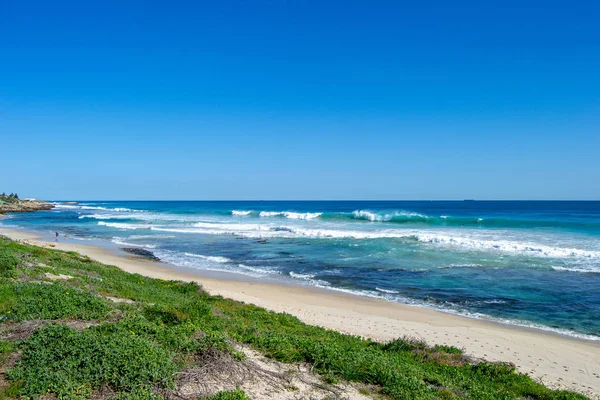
(0, 235, 589, 399)
(206, 388, 251, 400)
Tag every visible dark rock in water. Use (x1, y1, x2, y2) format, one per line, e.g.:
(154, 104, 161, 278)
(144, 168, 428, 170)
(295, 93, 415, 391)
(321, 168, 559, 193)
(120, 247, 160, 261)
(256, 239, 268, 244)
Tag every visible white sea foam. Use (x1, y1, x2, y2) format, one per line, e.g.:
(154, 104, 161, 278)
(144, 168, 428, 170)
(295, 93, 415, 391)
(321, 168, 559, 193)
(288, 271, 329, 286)
(482, 299, 507, 304)
(258, 211, 322, 220)
(375, 287, 400, 294)
(238, 264, 279, 275)
(98, 221, 151, 230)
(152, 250, 273, 278)
(90, 212, 600, 261)
(414, 233, 600, 259)
(310, 284, 410, 303)
(146, 222, 600, 260)
(352, 210, 382, 221)
(80, 213, 141, 220)
(258, 211, 280, 217)
(128, 234, 175, 239)
(289, 271, 316, 280)
(150, 227, 214, 234)
(275, 227, 404, 239)
(352, 210, 427, 222)
(552, 266, 600, 274)
(56, 203, 143, 214)
(54, 204, 108, 210)
(192, 222, 272, 231)
(232, 210, 252, 216)
(70, 236, 95, 241)
(184, 252, 231, 263)
(80, 214, 119, 220)
(286, 212, 322, 220)
(81, 212, 193, 223)
(111, 238, 156, 249)
(438, 263, 485, 269)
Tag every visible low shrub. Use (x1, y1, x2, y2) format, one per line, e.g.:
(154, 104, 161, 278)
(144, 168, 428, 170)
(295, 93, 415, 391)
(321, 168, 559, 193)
(10, 281, 111, 320)
(205, 388, 251, 400)
(9, 323, 176, 398)
(0, 247, 20, 278)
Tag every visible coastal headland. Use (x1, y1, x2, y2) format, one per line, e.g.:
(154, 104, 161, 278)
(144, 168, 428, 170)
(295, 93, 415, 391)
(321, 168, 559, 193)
(0, 194, 53, 214)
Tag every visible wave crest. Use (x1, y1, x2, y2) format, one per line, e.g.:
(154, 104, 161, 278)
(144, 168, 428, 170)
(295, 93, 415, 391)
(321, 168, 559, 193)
(98, 221, 151, 230)
(232, 210, 252, 216)
(352, 210, 429, 222)
(258, 211, 322, 220)
(184, 252, 231, 263)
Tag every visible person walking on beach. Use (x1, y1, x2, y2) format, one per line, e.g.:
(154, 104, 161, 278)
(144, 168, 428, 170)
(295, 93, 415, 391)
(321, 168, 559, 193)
(55, 232, 59, 242)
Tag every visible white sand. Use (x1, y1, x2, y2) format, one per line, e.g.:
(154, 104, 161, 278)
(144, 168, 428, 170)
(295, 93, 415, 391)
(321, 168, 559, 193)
(2, 227, 599, 398)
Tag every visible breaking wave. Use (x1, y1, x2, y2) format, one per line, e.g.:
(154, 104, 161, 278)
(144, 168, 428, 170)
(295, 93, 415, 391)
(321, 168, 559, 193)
(223, 208, 600, 230)
(54, 203, 140, 212)
(232, 210, 252, 216)
(98, 221, 152, 230)
(351, 210, 429, 222)
(141, 222, 600, 261)
(258, 211, 322, 219)
(68, 203, 600, 233)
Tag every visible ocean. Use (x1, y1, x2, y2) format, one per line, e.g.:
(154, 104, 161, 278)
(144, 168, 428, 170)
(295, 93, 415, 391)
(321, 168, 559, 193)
(2, 200, 599, 340)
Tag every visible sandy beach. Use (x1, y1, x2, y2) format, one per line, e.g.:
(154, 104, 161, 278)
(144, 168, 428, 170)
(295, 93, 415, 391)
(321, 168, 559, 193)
(1, 226, 599, 398)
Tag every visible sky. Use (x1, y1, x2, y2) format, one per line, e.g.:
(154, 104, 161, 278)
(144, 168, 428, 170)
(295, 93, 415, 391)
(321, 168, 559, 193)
(1, 0, 599, 200)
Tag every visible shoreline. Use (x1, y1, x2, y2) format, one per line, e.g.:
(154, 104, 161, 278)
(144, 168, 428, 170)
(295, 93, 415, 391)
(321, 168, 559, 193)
(6, 222, 599, 344)
(1, 226, 599, 397)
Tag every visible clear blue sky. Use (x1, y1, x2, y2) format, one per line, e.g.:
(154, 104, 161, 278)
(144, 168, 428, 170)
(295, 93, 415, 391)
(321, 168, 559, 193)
(1, 0, 598, 200)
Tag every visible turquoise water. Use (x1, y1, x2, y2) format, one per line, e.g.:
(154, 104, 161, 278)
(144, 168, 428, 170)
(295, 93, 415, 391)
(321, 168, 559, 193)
(3, 201, 600, 340)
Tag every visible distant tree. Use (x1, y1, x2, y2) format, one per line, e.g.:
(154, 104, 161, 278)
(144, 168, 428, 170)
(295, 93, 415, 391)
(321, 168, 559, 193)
(14, 193, 18, 199)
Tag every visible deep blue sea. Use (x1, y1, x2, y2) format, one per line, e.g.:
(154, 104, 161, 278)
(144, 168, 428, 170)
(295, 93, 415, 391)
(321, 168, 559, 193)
(3, 201, 600, 340)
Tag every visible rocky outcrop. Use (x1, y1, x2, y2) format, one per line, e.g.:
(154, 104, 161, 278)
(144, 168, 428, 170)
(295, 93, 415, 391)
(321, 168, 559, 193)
(0, 200, 54, 214)
(120, 247, 161, 261)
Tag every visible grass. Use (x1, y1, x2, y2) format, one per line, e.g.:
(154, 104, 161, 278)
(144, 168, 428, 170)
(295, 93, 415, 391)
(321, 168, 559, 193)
(9, 281, 112, 320)
(0, 235, 590, 399)
(9, 324, 176, 398)
(206, 388, 251, 400)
